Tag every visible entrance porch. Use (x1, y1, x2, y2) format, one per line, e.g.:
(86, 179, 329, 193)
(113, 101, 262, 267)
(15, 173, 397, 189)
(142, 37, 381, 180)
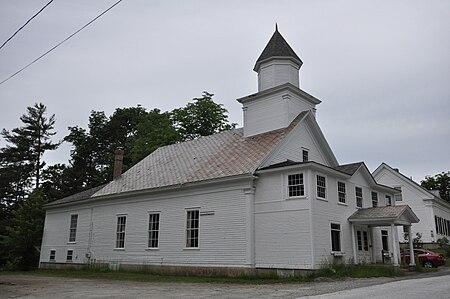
(348, 205, 419, 268)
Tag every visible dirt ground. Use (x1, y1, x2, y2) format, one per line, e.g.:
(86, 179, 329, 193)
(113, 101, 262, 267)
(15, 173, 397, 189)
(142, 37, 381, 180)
(1, 269, 450, 299)
(0, 274, 404, 299)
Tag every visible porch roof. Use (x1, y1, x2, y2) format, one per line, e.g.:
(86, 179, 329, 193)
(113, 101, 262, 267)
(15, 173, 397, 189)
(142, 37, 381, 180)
(348, 205, 419, 226)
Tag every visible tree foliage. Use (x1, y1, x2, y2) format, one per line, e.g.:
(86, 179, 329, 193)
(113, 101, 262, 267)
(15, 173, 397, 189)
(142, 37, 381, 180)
(421, 172, 450, 202)
(172, 91, 236, 141)
(0, 189, 47, 270)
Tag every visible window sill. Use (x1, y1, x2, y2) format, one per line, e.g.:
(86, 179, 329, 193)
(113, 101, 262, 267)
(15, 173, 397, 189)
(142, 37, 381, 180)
(316, 197, 328, 202)
(337, 202, 347, 206)
(331, 251, 345, 256)
(114, 248, 125, 251)
(183, 247, 200, 250)
(67, 242, 76, 244)
(286, 196, 307, 200)
(145, 248, 159, 251)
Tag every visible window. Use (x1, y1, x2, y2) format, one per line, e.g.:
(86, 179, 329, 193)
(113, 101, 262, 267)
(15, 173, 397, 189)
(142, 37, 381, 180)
(337, 181, 346, 204)
(116, 215, 126, 249)
(394, 186, 403, 201)
(355, 187, 363, 208)
(330, 223, 341, 252)
(371, 192, 378, 207)
(66, 250, 73, 262)
(148, 213, 160, 248)
(69, 214, 78, 242)
(381, 230, 389, 251)
(363, 231, 369, 251)
(385, 195, 392, 206)
(186, 210, 199, 248)
(288, 173, 304, 197)
(302, 149, 309, 162)
(316, 175, 326, 199)
(357, 230, 362, 250)
(49, 250, 56, 262)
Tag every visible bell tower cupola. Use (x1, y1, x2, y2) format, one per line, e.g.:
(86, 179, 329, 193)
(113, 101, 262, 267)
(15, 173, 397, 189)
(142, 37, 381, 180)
(254, 24, 303, 92)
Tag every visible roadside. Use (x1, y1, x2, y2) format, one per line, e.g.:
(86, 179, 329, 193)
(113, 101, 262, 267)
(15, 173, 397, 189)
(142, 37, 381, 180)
(1, 267, 449, 299)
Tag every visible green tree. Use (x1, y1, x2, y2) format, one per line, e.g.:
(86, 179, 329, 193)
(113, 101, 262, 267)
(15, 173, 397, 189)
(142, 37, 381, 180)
(0, 189, 47, 270)
(421, 172, 450, 202)
(1, 103, 59, 189)
(172, 91, 236, 141)
(130, 109, 180, 164)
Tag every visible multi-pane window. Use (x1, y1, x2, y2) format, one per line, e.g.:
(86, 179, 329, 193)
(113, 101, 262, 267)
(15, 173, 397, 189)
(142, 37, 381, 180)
(355, 187, 363, 208)
(316, 175, 326, 199)
(186, 210, 199, 248)
(148, 213, 160, 248)
(66, 250, 73, 262)
(49, 250, 56, 262)
(288, 173, 304, 197)
(357, 230, 362, 250)
(116, 215, 126, 249)
(69, 214, 78, 242)
(371, 192, 378, 207)
(330, 223, 341, 252)
(435, 216, 450, 236)
(302, 150, 309, 162)
(337, 181, 346, 204)
(385, 195, 392, 206)
(394, 187, 403, 201)
(381, 230, 389, 251)
(363, 231, 369, 251)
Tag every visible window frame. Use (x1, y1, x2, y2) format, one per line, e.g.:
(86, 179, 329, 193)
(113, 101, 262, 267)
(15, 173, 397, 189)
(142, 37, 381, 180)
(381, 230, 389, 251)
(147, 212, 161, 249)
(49, 250, 56, 262)
(66, 249, 73, 262)
(68, 214, 78, 243)
(357, 230, 362, 250)
(287, 173, 305, 198)
(394, 186, 403, 202)
(115, 215, 127, 249)
(316, 174, 327, 200)
(185, 209, 200, 249)
(302, 149, 309, 162)
(371, 191, 378, 207)
(330, 223, 341, 252)
(385, 195, 392, 206)
(337, 181, 346, 205)
(355, 186, 363, 208)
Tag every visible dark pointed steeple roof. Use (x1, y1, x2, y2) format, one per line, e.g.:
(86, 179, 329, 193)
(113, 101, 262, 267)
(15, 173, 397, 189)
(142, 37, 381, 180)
(254, 26, 302, 71)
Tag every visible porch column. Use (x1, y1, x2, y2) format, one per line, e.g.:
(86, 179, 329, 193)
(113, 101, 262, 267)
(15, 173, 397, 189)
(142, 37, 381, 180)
(351, 223, 358, 264)
(390, 224, 399, 266)
(407, 225, 416, 268)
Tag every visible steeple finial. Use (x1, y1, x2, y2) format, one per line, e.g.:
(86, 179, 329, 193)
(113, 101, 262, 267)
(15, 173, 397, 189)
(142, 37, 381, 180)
(275, 23, 278, 32)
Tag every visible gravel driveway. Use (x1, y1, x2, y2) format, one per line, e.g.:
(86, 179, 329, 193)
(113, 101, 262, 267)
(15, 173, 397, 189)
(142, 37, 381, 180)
(1, 269, 449, 299)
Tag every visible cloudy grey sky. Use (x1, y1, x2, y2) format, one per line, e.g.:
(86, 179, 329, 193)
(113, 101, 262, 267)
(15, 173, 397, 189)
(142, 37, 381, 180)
(0, 0, 449, 183)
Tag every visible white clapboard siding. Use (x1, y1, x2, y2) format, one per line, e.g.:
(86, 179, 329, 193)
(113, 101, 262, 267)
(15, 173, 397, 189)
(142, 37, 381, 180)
(40, 181, 250, 267)
(254, 171, 313, 269)
(262, 121, 328, 168)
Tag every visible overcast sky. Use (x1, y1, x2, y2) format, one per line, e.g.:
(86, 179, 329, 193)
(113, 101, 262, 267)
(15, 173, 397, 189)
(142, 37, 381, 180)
(0, 0, 449, 183)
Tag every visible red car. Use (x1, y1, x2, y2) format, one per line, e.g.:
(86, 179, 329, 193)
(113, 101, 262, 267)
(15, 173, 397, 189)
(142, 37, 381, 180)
(401, 249, 446, 268)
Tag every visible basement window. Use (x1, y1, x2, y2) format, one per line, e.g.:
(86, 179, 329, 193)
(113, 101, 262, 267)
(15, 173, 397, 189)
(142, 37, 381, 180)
(66, 250, 73, 262)
(49, 250, 56, 262)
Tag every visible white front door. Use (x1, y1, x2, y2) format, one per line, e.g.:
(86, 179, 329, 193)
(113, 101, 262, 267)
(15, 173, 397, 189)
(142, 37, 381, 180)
(355, 226, 371, 263)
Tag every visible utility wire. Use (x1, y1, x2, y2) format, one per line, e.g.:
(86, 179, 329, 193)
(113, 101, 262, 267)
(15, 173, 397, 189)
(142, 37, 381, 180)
(0, 0, 123, 86)
(0, 0, 54, 51)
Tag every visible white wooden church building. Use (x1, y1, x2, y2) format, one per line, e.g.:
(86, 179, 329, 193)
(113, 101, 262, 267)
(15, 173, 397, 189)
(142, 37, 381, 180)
(40, 28, 420, 275)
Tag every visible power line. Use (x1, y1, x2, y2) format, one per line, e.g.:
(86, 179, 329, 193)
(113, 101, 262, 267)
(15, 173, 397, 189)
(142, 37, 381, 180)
(0, 0, 124, 86)
(0, 0, 54, 51)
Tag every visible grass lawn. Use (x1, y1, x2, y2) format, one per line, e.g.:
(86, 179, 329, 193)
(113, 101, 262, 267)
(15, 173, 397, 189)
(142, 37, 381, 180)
(0, 264, 404, 284)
